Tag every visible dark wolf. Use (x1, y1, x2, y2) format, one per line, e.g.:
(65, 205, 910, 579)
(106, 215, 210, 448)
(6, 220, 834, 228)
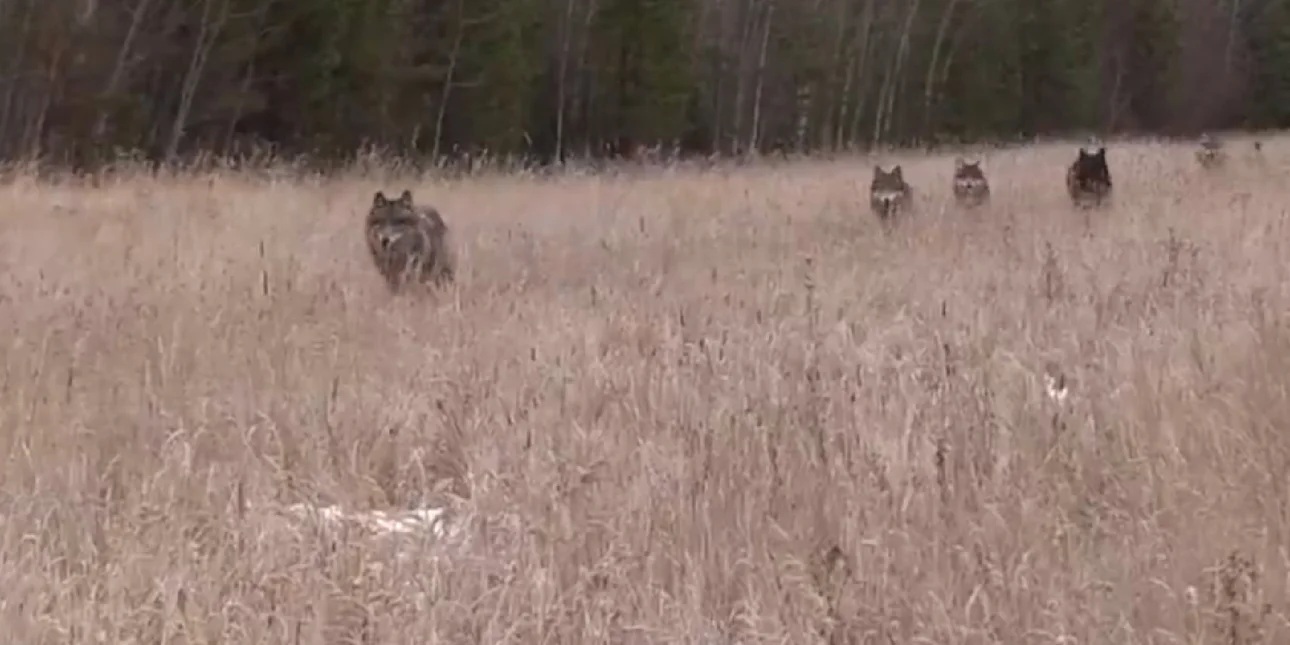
(952, 157, 990, 208)
(1195, 133, 1226, 169)
(870, 165, 912, 222)
(1066, 146, 1112, 209)
(365, 189, 455, 292)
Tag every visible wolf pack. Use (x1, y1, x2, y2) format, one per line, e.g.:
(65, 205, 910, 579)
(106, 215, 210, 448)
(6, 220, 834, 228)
(365, 134, 1244, 293)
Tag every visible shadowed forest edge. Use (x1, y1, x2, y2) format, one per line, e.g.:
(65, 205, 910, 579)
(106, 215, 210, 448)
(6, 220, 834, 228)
(1, 0, 1287, 173)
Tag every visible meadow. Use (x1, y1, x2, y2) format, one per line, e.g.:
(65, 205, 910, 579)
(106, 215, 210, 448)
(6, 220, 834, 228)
(0, 136, 1287, 644)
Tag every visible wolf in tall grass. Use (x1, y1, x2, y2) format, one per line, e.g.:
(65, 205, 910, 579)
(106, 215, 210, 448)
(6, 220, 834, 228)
(365, 190, 456, 292)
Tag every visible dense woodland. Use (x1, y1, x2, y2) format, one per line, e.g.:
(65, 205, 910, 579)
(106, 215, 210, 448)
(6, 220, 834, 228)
(0, 0, 1286, 169)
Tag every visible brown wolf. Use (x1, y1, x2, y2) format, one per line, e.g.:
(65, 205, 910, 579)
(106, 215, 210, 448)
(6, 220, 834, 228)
(365, 189, 455, 292)
(870, 165, 912, 222)
(952, 157, 990, 208)
(1065, 146, 1112, 209)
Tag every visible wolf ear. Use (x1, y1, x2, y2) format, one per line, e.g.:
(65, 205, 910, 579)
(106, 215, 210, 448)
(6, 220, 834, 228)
(873, 165, 885, 177)
(373, 191, 388, 207)
(891, 165, 903, 179)
(1096, 147, 1106, 158)
(397, 190, 413, 207)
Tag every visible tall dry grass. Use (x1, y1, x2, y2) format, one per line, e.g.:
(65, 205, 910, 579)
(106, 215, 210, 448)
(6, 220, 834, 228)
(1, 136, 1288, 644)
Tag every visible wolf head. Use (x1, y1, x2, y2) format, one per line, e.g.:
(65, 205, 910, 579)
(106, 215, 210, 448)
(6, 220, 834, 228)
(870, 165, 911, 220)
(952, 158, 990, 207)
(365, 189, 453, 291)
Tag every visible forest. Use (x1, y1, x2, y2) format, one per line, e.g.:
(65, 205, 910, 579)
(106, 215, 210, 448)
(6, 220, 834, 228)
(0, 0, 1285, 169)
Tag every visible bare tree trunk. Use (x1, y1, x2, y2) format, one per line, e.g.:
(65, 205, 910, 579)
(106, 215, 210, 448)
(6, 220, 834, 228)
(432, 0, 467, 161)
(874, 0, 918, 146)
(554, 0, 577, 164)
(709, 0, 736, 154)
(730, 0, 759, 155)
(1223, 0, 1241, 78)
(795, 84, 811, 152)
(572, 0, 598, 157)
(837, 52, 856, 148)
(845, 0, 875, 149)
(1106, 57, 1127, 131)
(922, 0, 958, 141)
(795, 0, 826, 152)
(27, 45, 64, 159)
(92, 0, 155, 142)
(0, 0, 36, 154)
(224, 60, 260, 156)
(748, 1, 774, 154)
(163, 0, 229, 164)
(77, 0, 97, 24)
(223, 1, 272, 156)
(872, 60, 892, 144)
(822, 0, 849, 150)
(936, 25, 965, 101)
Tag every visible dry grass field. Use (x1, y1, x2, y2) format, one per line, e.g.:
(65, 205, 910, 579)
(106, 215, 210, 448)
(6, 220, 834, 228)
(1, 136, 1288, 644)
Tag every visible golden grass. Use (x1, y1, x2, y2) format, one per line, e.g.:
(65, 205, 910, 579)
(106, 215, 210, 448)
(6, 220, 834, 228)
(1, 135, 1288, 643)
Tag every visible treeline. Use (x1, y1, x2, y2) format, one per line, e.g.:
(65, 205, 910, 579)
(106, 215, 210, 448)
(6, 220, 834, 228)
(0, 0, 1287, 170)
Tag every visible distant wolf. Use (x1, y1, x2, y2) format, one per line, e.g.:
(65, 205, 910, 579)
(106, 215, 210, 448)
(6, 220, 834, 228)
(952, 157, 990, 208)
(365, 189, 455, 292)
(870, 165, 912, 222)
(1065, 146, 1112, 209)
(1195, 133, 1226, 169)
